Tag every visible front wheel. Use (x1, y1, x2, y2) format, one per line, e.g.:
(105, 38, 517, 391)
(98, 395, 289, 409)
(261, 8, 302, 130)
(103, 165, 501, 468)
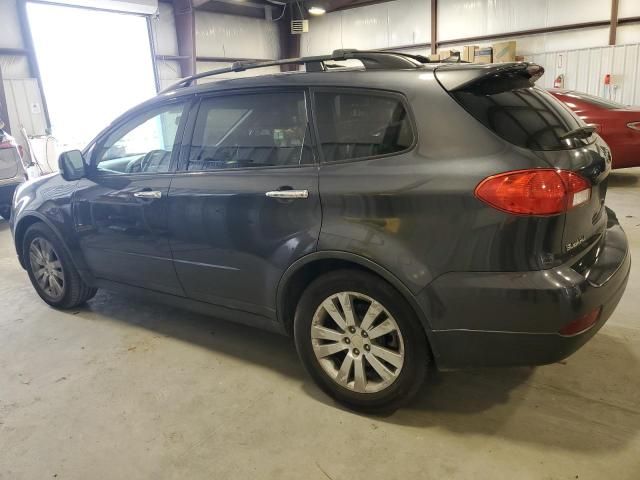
(294, 270, 429, 412)
(23, 223, 97, 309)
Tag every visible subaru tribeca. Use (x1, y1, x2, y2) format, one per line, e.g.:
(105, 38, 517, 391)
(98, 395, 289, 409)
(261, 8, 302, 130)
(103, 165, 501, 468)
(10, 51, 630, 411)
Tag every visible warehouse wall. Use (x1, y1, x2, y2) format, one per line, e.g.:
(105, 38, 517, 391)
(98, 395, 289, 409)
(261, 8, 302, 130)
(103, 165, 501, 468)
(529, 44, 640, 106)
(150, 2, 182, 90)
(301, 0, 430, 56)
(303, 0, 640, 57)
(0, 0, 30, 80)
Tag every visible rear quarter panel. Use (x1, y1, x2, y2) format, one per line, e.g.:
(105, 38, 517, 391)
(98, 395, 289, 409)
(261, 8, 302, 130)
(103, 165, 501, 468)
(317, 73, 565, 295)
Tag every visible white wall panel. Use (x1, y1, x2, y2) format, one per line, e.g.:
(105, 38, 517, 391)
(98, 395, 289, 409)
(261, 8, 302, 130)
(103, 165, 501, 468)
(303, 0, 430, 56)
(341, 3, 389, 50)
(150, 2, 178, 57)
(619, 0, 640, 18)
(196, 61, 280, 80)
(0, 55, 30, 79)
(2, 79, 47, 136)
(0, 0, 24, 49)
(617, 25, 640, 45)
(301, 13, 343, 56)
(438, 0, 488, 41)
(387, 0, 429, 47)
(545, 0, 609, 27)
(195, 11, 280, 60)
(439, 0, 609, 41)
(526, 43, 640, 106)
(157, 59, 181, 90)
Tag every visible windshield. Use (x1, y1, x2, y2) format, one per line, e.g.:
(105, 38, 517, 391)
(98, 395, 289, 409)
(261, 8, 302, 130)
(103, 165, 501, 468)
(566, 92, 627, 110)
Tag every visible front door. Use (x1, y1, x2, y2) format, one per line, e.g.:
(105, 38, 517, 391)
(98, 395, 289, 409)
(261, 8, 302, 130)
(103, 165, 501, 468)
(167, 90, 321, 318)
(72, 100, 188, 295)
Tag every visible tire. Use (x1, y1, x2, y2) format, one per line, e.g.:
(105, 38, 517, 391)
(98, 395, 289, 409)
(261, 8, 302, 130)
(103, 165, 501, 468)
(294, 269, 429, 412)
(23, 222, 97, 309)
(0, 205, 10, 221)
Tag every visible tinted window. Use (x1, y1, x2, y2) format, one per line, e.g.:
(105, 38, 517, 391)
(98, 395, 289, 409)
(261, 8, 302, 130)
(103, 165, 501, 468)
(314, 91, 414, 162)
(94, 103, 185, 174)
(453, 85, 590, 150)
(187, 92, 311, 171)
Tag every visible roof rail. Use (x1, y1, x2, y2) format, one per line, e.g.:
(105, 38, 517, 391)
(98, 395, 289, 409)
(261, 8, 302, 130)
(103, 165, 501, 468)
(159, 49, 432, 94)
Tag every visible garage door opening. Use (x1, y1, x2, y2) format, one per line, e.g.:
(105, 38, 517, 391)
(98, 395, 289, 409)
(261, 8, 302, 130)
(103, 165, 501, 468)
(27, 2, 157, 151)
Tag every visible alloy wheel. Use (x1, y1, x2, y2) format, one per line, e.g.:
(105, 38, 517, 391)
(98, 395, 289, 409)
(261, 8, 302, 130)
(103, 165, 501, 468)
(311, 291, 405, 393)
(29, 237, 65, 300)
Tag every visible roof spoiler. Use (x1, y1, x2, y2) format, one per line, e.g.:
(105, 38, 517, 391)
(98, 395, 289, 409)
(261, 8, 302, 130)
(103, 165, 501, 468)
(434, 62, 545, 92)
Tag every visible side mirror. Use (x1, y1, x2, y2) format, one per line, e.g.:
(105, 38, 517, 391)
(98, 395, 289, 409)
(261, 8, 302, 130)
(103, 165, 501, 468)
(58, 150, 86, 181)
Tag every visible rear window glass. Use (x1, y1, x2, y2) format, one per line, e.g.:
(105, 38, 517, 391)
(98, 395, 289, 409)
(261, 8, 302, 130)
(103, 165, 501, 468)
(453, 85, 592, 150)
(314, 91, 414, 162)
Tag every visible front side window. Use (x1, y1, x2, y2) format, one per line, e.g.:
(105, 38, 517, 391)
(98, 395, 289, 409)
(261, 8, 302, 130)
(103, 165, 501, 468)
(187, 91, 311, 171)
(314, 91, 414, 162)
(94, 102, 185, 174)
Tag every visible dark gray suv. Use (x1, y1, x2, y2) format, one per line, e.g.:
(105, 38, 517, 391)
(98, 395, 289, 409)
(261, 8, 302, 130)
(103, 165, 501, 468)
(10, 51, 631, 411)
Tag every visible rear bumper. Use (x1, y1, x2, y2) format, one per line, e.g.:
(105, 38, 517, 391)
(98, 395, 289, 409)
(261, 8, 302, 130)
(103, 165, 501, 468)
(421, 209, 631, 369)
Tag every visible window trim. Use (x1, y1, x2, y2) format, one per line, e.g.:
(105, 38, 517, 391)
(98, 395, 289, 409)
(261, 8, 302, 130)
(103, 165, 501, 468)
(309, 87, 418, 166)
(177, 86, 318, 174)
(86, 96, 194, 178)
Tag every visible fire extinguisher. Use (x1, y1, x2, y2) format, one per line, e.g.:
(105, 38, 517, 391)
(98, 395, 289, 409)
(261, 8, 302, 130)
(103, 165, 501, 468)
(554, 74, 565, 89)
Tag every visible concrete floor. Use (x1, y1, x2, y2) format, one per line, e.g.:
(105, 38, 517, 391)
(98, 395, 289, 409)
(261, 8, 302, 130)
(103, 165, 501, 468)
(1, 170, 639, 480)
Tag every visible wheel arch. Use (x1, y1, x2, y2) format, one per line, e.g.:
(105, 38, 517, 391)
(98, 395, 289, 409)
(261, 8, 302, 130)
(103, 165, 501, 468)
(276, 251, 439, 362)
(13, 213, 91, 284)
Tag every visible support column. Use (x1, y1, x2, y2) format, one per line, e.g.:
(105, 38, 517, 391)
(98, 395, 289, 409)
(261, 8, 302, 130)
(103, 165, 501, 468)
(431, 0, 437, 54)
(173, 0, 197, 77)
(609, 0, 619, 45)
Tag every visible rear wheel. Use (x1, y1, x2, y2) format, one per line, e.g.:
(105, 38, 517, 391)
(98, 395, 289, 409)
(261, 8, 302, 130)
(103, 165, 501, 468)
(294, 270, 429, 412)
(23, 223, 97, 308)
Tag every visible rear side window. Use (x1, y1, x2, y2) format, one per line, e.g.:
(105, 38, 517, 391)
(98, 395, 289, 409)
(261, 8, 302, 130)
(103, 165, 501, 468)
(314, 91, 414, 162)
(187, 91, 312, 171)
(453, 85, 590, 150)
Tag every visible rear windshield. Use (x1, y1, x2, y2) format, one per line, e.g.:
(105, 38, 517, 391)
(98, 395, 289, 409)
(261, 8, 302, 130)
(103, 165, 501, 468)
(452, 84, 592, 151)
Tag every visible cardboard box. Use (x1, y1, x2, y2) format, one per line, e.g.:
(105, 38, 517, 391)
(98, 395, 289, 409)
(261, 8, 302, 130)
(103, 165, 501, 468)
(493, 41, 516, 63)
(473, 47, 493, 64)
(462, 45, 478, 63)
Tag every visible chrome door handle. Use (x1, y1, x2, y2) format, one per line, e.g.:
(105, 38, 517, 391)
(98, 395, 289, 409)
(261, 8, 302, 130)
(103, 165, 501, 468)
(265, 189, 309, 199)
(133, 190, 162, 199)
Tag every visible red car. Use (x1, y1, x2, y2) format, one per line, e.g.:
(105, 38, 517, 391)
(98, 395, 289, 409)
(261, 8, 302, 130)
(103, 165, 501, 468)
(548, 89, 640, 169)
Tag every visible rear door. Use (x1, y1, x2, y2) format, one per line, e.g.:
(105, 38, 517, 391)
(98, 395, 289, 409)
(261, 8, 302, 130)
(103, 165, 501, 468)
(166, 89, 321, 318)
(72, 99, 188, 295)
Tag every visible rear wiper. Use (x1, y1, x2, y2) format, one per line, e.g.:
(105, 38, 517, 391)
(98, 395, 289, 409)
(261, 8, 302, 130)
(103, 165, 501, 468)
(559, 125, 596, 140)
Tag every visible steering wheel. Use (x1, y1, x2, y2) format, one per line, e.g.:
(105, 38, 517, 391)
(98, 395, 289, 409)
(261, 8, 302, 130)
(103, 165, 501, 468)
(125, 150, 169, 173)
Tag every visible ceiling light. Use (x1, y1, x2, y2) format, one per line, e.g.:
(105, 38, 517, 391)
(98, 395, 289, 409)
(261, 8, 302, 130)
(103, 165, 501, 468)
(308, 6, 326, 15)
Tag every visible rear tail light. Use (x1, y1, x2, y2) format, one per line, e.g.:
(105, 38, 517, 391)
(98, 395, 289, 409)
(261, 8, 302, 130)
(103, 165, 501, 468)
(627, 122, 640, 131)
(475, 169, 591, 216)
(558, 307, 602, 337)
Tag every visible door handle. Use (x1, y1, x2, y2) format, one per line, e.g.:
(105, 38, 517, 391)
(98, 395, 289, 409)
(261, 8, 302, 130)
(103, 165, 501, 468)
(265, 189, 309, 199)
(133, 190, 162, 199)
